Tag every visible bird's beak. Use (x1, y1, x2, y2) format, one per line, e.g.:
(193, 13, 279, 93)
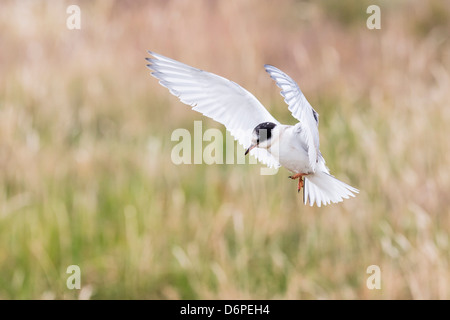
(245, 144, 257, 156)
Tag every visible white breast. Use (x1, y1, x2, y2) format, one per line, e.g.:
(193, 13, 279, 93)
(268, 126, 313, 174)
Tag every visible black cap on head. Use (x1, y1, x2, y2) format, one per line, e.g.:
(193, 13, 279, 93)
(254, 122, 277, 143)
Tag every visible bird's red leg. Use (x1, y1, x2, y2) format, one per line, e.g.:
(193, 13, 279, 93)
(289, 173, 304, 180)
(297, 178, 304, 193)
(289, 173, 306, 193)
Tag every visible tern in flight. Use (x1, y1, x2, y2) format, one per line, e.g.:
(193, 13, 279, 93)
(146, 51, 358, 207)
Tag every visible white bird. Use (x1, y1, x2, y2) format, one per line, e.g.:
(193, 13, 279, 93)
(146, 51, 359, 207)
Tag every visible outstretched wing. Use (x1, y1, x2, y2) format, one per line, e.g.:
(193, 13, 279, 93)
(146, 51, 280, 168)
(264, 65, 320, 172)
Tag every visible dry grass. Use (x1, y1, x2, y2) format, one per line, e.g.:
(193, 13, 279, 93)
(0, 0, 449, 299)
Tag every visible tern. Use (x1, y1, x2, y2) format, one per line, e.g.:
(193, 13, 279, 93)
(146, 51, 359, 207)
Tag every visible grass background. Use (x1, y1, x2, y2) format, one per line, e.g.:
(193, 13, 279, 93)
(0, 0, 449, 299)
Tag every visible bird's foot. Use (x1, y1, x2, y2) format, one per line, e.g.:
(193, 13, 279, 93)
(297, 178, 304, 193)
(289, 173, 303, 180)
(288, 173, 306, 192)
(288, 173, 305, 180)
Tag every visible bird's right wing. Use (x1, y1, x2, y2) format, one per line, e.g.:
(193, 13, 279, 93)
(265, 65, 320, 172)
(146, 51, 280, 168)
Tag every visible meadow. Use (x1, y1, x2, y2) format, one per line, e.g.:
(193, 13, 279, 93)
(0, 0, 449, 299)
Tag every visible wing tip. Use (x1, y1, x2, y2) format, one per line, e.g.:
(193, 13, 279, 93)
(264, 64, 278, 73)
(146, 50, 167, 63)
(147, 50, 158, 57)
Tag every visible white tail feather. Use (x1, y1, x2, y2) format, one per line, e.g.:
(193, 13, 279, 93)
(303, 171, 359, 207)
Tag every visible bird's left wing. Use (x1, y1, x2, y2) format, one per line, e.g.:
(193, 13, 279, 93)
(146, 51, 280, 168)
(264, 65, 320, 172)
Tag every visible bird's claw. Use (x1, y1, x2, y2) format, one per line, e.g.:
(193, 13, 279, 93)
(297, 178, 304, 192)
(289, 173, 306, 193)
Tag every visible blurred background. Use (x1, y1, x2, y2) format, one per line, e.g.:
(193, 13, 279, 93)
(0, 0, 449, 299)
